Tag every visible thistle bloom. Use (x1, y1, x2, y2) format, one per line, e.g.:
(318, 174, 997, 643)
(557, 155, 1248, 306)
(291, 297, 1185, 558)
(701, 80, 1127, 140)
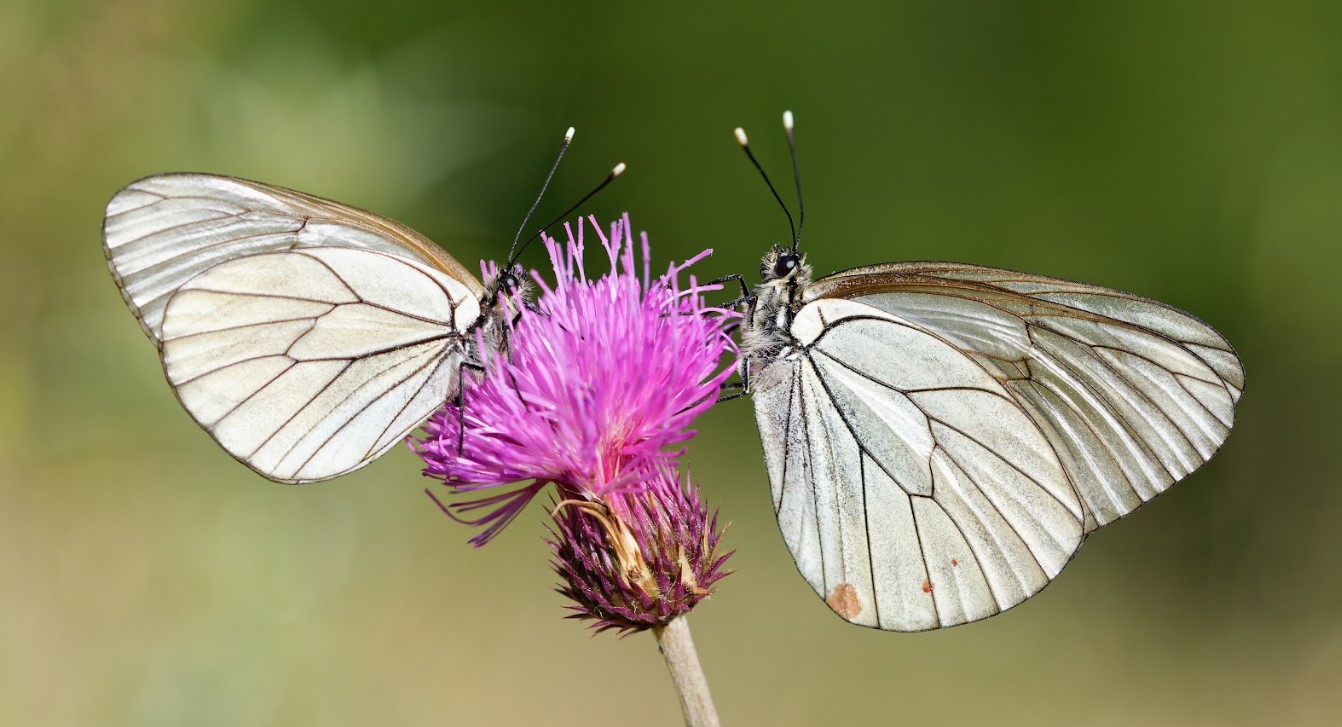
(413, 215, 735, 631)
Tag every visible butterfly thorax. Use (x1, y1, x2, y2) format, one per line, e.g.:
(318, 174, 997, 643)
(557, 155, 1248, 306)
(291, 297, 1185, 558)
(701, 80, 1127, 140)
(741, 245, 813, 363)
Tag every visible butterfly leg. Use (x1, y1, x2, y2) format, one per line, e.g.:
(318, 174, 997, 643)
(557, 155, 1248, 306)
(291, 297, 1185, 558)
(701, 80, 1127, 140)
(708, 273, 751, 301)
(715, 358, 752, 402)
(453, 359, 487, 454)
(708, 273, 761, 311)
(709, 275, 758, 320)
(511, 299, 543, 326)
(502, 301, 545, 356)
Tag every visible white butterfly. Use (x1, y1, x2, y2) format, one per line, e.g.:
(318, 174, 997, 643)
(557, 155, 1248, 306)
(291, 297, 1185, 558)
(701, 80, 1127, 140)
(104, 137, 620, 484)
(731, 113, 1244, 631)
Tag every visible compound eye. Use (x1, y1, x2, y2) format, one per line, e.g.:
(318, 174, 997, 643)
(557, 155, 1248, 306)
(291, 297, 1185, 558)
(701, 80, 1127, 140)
(773, 253, 800, 278)
(499, 271, 519, 291)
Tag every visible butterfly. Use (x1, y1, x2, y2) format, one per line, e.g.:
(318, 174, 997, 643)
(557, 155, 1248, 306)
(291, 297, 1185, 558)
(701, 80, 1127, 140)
(725, 112, 1244, 631)
(103, 129, 623, 484)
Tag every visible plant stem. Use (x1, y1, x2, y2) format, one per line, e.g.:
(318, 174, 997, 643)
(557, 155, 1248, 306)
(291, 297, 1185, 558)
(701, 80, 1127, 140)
(652, 616, 719, 727)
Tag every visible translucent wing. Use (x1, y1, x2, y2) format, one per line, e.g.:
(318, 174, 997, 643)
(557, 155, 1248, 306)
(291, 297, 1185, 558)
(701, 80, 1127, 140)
(161, 247, 480, 483)
(103, 173, 484, 348)
(751, 298, 1085, 631)
(807, 262, 1244, 531)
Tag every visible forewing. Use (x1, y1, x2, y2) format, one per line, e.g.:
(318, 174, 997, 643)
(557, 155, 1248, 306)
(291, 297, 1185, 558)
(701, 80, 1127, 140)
(103, 173, 484, 347)
(752, 298, 1084, 631)
(810, 262, 1243, 531)
(160, 248, 480, 483)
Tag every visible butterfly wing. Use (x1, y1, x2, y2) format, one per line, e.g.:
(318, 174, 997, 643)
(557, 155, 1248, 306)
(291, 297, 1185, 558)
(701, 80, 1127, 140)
(160, 247, 480, 483)
(103, 173, 485, 348)
(751, 298, 1086, 631)
(806, 262, 1243, 531)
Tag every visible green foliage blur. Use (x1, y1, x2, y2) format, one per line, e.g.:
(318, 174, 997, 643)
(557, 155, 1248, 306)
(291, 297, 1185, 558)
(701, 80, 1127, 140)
(4, 1, 1340, 724)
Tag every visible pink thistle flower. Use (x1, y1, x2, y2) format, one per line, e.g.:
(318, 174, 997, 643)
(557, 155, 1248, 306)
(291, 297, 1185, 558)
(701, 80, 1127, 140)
(413, 214, 737, 632)
(413, 215, 737, 545)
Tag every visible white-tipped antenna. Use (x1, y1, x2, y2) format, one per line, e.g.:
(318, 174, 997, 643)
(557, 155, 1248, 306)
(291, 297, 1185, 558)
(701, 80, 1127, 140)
(513, 161, 629, 258)
(508, 126, 577, 262)
(782, 110, 803, 251)
(734, 120, 796, 247)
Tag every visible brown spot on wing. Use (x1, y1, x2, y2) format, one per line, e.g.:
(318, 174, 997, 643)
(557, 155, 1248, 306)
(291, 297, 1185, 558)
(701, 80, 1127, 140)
(951, 559, 958, 567)
(922, 579, 934, 593)
(826, 583, 863, 620)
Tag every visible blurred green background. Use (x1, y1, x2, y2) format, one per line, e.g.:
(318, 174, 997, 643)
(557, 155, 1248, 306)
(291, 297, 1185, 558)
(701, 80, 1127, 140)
(4, 1, 1340, 724)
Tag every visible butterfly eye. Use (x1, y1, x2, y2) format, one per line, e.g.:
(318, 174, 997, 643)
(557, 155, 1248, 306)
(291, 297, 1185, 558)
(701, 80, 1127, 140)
(499, 270, 520, 292)
(773, 253, 801, 278)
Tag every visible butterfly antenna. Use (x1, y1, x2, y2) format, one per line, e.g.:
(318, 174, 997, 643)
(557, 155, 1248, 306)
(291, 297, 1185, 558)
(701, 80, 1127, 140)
(783, 110, 804, 252)
(506, 126, 575, 265)
(735, 125, 797, 249)
(512, 162, 627, 260)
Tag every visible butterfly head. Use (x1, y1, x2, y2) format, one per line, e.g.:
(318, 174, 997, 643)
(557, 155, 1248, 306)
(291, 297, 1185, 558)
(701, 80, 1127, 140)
(479, 263, 534, 332)
(496, 265, 526, 296)
(760, 244, 811, 286)
(482, 263, 528, 302)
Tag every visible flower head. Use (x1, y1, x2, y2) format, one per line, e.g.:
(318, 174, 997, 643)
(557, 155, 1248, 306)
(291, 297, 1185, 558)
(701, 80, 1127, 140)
(414, 214, 736, 632)
(548, 468, 732, 635)
(414, 215, 737, 544)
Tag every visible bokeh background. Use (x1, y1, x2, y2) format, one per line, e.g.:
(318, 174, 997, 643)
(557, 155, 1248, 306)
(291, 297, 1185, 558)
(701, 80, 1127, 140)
(4, 1, 1341, 725)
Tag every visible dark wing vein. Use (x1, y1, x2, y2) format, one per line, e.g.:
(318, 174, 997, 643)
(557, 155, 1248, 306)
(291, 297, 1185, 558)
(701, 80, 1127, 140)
(929, 434, 1049, 580)
(1023, 325, 1182, 480)
(859, 454, 881, 628)
(293, 346, 448, 476)
(204, 360, 306, 435)
(774, 370, 799, 516)
(922, 449, 1006, 609)
(295, 250, 461, 328)
(797, 364, 826, 589)
(802, 352, 922, 494)
(1020, 378, 1141, 509)
(907, 498, 940, 625)
(241, 359, 357, 460)
(363, 350, 455, 460)
(165, 312, 335, 340)
(1089, 343, 1228, 429)
(127, 224, 304, 279)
